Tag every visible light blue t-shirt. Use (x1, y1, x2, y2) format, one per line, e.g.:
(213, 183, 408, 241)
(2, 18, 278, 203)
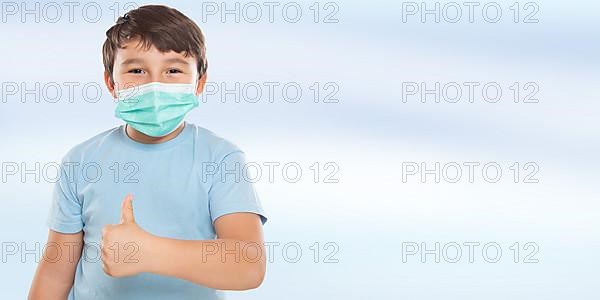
(46, 122, 267, 300)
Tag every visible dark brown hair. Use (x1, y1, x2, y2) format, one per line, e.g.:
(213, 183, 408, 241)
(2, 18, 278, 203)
(102, 5, 207, 83)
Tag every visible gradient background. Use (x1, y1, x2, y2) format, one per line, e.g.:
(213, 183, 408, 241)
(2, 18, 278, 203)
(0, 0, 599, 299)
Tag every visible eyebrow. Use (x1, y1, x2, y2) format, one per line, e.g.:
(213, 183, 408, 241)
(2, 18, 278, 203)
(120, 57, 190, 66)
(121, 58, 144, 65)
(164, 58, 190, 65)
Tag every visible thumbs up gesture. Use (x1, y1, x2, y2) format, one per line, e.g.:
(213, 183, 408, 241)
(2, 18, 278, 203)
(101, 194, 153, 277)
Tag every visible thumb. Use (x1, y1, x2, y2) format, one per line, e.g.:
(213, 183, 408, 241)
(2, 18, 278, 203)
(120, 194, 135, 224)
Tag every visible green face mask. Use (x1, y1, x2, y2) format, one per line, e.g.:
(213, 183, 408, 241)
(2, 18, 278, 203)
(115, 82, 199, 137)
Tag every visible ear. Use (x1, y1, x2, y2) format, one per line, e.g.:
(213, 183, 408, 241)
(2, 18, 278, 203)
(195, 72, 207, 96)
(104, 71, 116, 99)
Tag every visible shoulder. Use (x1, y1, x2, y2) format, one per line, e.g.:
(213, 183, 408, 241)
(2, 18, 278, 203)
(186, 123, 245, 163)
(61, 126, 122, 163)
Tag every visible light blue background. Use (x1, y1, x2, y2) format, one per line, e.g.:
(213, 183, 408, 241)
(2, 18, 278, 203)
(0, 0, 599, 299)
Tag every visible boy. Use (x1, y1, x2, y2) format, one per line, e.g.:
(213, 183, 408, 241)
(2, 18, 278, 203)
(28, 5, 267, 299)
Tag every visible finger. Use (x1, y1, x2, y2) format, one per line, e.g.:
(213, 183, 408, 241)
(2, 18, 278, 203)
(120, 194, 136, 224)
(101, 224, 111, 237)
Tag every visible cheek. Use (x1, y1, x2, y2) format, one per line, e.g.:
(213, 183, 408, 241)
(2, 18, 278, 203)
(113, 74, 146, 90)
(167, 74, 196, 84)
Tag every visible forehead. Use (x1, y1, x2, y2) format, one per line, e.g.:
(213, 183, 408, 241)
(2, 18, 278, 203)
(115, 39, 196, 63)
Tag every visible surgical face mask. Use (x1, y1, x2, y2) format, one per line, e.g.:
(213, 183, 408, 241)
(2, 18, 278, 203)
(115, 82, 199, 137)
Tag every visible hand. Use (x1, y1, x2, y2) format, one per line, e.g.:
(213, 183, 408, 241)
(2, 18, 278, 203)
(101, 194, 154, 277)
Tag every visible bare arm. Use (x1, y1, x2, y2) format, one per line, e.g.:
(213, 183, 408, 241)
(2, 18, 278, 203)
(28, 230, 83, 300)
(102, 196, 266, 290)
(148, 212, 266, 290)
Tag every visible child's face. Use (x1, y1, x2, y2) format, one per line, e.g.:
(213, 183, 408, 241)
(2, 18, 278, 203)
(105, 38, 205, 97)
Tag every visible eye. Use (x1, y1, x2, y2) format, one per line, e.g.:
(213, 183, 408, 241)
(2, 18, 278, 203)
(128, 68, 145, 74)
(167, 69, 183, 74)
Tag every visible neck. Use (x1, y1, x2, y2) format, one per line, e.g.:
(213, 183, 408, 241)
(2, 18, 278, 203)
(125, 123, 185, 144)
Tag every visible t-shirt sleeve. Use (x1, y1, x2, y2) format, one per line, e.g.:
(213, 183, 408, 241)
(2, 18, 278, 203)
(208, 150, 267, 225)
(46, 155, 84, 233)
